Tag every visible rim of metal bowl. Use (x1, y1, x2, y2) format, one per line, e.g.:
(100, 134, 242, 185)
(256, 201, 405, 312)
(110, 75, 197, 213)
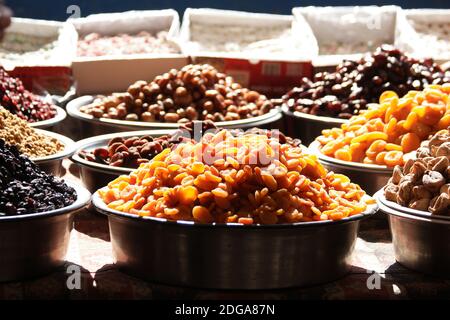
(71, 129, 176, 175)
(32, 129, 76, 163)
(374, 189, 450, 222)
(281, 104, 348, 125)
(28, 106, 67, 129)
(309, 140, 393, 173)
(0, 180, 91, 222)
(92, 191, 378, 229)
(67, 95, 282, 129)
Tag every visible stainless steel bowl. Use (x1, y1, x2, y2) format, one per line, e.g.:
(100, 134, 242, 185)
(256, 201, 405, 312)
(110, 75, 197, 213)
(282, 105, 346, 145)
(375, 190, 450, 278)
(71, 130, 176, 192)
(28, 106, 67, 130)
(92, 192, 377, 289)
(67, 96, 283, 139)
(33, 129, 76, 176)
(309, 141, 393, 196)
(0, 181, 91, 282)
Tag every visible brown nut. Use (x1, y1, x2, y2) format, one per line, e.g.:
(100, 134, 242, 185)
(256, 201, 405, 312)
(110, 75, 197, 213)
(429, 193, 450, 215)
(412, 185, 432, 199)
(384, 184, 399, 202)
(409, 198, 430, 211)
(422, 170, 446, 192)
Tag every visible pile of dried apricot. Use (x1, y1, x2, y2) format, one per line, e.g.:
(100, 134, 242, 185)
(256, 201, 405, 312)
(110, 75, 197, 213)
(98, 130, 372, 224)
(316, 84, 450, 167)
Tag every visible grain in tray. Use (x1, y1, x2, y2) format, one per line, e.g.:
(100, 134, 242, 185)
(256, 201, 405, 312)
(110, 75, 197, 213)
(99, 130, 371, 224)
(316, 84, 450, 167)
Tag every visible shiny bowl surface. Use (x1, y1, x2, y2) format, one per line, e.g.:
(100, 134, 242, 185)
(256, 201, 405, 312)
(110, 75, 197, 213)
(375, 190, 450, 278)
(0, 181, 91, 282)
(93, 191, 377, 289)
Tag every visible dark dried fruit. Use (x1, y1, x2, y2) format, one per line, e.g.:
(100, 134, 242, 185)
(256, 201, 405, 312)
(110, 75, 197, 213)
(283, 45, 450, 119)
(0, 139, 77, 216)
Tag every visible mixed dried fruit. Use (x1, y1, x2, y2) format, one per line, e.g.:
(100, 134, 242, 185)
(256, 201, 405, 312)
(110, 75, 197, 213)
(80, 121, 301, 169)
(80, 64, 274, 123)
(283, 45, 450, 119)
(384, 128, 450, 215)
(99, 130, 370, 224)
(316, 84, 450, 167)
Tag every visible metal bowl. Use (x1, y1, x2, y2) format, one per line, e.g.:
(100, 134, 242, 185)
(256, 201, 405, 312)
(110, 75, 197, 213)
(28, 106, 67, 130)
(33, 129, 76, 176)
(67, 96, 283, 138)
(71, 130, 174, 192)
(309, 141, 393, 196)
(92, 192, 377, 290)
(0, 181, 91, 282)
(282, 105, 347, 145)
(375, 190, 450, 278)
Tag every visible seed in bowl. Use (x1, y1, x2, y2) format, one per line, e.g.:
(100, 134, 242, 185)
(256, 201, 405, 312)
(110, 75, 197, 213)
(283, 45, 450, 119)
(384, 127, 450, 215)
(315, 84, 450, 167)
(98, 130, 370, 224)
(0, 107, 64, 158)
(0, 67, 57, 122)
(79, 64, 274, 123)
(0, 140, 76, 216)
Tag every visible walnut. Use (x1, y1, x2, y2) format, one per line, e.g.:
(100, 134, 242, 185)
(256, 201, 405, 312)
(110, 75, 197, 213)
(422, 170, 446, 193)
(429, 193, 450, 215)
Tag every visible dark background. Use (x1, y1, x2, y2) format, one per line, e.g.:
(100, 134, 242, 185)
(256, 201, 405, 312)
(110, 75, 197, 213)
(8, 0, 450, 21)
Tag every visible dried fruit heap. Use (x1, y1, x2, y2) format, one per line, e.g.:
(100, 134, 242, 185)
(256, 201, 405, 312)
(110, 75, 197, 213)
(80, 64, 273, 123)
(316, 84, 450, 167)
(283, 45, 450, 119)
(384, 128, 450, 215)
(99, 130, 369, 224)
(0, 68, 56, 122)
(0, 140, 76, 216)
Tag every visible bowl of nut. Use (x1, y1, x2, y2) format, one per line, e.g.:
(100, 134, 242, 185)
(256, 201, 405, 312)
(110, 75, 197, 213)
(374, 127, 450, 277)
(0, 107, 75, 176)
(0, 140, 91, 282)
(310, 84, 450, 195)
(282, 45, 450, 145)
(67, 64, 282, 138)
(92, 129, 377, 289)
